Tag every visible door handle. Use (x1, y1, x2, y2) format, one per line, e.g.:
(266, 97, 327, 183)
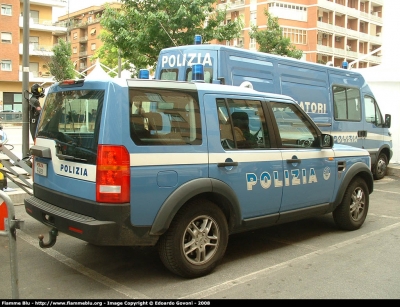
(217, 161, 238, 167)
(286, 158, 301, 164)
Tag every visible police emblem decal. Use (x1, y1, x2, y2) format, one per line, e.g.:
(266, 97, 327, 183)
(323, 167, 331, 180)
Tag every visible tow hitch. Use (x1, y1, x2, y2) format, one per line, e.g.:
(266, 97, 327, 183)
(38, 228, 58, 248)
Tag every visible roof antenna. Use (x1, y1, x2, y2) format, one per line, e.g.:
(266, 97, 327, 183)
(158, 21, 178, 48)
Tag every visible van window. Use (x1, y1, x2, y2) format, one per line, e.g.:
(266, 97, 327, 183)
(160, 69, 178, 81)
(333, 86, 361, 121)
(271, 102, 319, 148)
(217, 98, 269, 149)
(364, 95, 383, 126)
(129, 88, 202, 145)
(185, 67, 213, 83)
(36, 90, 104, 165)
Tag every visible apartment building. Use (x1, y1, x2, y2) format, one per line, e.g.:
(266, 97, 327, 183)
(0, 0, 67, 112)
(218, 0, 383, 68)
(54, 2, 121, 77)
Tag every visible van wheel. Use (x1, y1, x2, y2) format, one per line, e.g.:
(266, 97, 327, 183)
(333, 178, 369, 231)
(373, 153, 388, 180)
(157, 199, 228, 278)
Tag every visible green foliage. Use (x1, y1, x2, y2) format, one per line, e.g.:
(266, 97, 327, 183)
(249, 9, 303, 59)
(98, 0, 243, 74)
(46, 39, 76, 81)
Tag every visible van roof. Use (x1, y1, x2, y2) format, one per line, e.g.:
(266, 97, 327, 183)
(159, 44, 362, 74)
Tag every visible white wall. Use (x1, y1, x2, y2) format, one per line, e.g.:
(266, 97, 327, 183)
(354, 0, 400, 164)
(367, 81, 400, 164)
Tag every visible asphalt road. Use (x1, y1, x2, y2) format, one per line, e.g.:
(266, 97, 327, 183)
(1, 175, 400, 300)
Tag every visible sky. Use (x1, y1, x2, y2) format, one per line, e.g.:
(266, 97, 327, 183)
(53, 0, 110, 21)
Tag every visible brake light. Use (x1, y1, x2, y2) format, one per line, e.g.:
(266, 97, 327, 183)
(96, 145, 130, 203)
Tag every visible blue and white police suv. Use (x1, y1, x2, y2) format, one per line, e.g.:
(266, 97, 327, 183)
(25, 71, 373, 278)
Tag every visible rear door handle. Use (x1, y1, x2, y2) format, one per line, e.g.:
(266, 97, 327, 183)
(217, 161, 238, 167)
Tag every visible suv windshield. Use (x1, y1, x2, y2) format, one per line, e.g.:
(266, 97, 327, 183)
(36, 89, 104, 165)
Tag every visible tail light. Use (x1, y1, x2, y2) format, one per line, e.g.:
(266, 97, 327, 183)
(96, 145, 130, 203)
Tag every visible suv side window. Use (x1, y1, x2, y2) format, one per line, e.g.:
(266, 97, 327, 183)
(129, 88, 202, 145)
(271, 101, 319, 148)
(217, 98, 270, 149)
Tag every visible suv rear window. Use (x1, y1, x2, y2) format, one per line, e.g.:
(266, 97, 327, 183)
(36, 89, 104, 165)
(129, 88, 202, 146)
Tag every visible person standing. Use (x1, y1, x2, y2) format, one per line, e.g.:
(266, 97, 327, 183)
(29, 83, 45, 140)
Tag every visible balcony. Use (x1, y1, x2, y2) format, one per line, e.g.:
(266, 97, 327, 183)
(18, 70, 54, 83)
(316, 44, 382, 65)
(19, 16, 67, 34)
(19, 43, 54, 56)
(25, 0, 67, 8)
(318, 0, 382, 24)
(218, 0, 245, 12)
(317, 22, 383, 45)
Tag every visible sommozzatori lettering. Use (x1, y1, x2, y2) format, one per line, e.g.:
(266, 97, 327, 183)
(60, 164, 88, 177)
(298, 101, 327, 114)
(161, 52, 213, 68)
(246, 168, 318, 190)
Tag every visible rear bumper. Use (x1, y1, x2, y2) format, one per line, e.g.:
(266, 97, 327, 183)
(24, 196, 158, 246)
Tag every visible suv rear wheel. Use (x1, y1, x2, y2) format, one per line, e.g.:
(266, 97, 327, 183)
(158, 199, 228, 278)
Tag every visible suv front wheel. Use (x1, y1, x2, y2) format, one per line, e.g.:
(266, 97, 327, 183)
(333, 177, 369, 231)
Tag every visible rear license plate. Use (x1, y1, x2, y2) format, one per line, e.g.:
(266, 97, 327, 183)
(35, 161, 48, 177)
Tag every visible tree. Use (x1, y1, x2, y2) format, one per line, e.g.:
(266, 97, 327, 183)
(44, 38, 76, 81)
(98, 0, 243, 75)
(249, 9, 303, 59)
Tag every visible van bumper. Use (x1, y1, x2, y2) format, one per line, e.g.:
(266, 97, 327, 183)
(24, 196, 158, 246)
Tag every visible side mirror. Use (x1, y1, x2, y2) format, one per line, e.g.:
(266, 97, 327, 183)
(385, 114, 391, 128)
(322, 134, 333, 148)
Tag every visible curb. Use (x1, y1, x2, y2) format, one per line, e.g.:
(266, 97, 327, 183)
(387, 164, 400, 178)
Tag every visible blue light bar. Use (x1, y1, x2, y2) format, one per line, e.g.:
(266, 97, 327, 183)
(139, 69, 150, 79)
(194, 35, 202, 45)
(192, 64, 204, 82)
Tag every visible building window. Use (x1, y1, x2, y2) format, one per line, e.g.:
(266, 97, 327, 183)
(249, 38, 256, 50)
(88, 16, 93, 23)
(73, 47, 77, 54)
(1, 60, 12, 71)
(250, 11, 257, 26)
(91, 43, 96, 50)
(73, 33, 78, 40)
(282, 27, 307, 45)
(1, 32, 12, 43)
(90, 29, 96, 35)
(1, 4, 12, 16)
(29, 36, 39, 50)
(30, 10, 39, 23)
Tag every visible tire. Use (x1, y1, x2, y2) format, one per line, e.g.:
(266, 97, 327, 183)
(373, 153, 388, 180)
(157, 199, 229, 278)
(333, 177, 369, 231)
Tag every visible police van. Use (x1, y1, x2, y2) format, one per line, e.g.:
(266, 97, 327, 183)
(155, 41, 392, 180)
(25, 75, 374, 278)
